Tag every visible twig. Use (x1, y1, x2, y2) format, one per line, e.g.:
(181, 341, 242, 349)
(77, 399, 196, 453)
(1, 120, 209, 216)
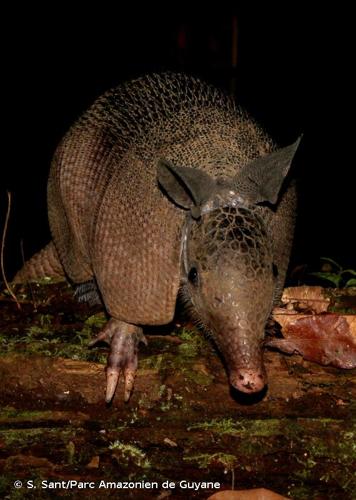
(20, 238, 37, 309)
(1, 191, 21, 310)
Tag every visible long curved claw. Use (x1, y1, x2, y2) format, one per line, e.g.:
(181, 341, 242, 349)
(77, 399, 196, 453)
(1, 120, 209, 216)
(89, 319, 145, 403)
(106, 367, 120, 403)
(88, 328, 114, 347)
(123, 368, 136, 402)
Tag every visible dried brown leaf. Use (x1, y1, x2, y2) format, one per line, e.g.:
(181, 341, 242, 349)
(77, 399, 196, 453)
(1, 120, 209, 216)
(267, 314, 356, 369)
(208, 488, 288, 500)
(281, 286, 330, 314)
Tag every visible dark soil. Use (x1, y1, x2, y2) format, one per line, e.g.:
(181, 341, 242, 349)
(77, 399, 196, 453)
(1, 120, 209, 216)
(0, 281, 355, 499)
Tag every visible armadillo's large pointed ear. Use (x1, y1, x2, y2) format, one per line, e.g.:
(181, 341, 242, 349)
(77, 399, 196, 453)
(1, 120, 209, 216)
(157, 159, 216, 214)
(234, 136, 302, 205)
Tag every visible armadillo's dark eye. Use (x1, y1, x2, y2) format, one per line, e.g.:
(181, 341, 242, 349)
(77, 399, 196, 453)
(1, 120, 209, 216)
(188, 266, 199, 285)
(272, 263, 279, 278)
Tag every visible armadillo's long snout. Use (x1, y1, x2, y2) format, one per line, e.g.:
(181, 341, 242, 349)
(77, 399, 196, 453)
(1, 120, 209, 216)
(229, 367, 267, 394)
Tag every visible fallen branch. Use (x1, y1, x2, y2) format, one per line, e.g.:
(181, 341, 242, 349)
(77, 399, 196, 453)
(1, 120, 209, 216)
(1, 191, 21, 310)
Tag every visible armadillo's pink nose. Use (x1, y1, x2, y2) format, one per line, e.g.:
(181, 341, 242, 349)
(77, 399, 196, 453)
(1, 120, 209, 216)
(230, 368, 266, 394)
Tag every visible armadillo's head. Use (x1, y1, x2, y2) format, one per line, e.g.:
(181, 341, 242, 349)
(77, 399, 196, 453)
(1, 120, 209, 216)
(158, 138, 301, 395)
(183, 204, 275, 393)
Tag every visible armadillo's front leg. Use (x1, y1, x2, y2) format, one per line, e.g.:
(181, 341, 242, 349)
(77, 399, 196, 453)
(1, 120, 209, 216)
(89, 319, 147, 403)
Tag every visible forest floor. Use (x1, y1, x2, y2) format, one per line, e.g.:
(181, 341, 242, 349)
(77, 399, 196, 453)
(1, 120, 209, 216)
(0, 281, 355, 499)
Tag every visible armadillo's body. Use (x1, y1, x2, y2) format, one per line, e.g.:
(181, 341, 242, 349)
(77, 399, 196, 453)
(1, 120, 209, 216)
(16, 73, 299, 401)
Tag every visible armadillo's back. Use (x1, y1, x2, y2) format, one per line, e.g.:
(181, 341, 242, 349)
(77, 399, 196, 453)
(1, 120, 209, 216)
(48, 73, 292, 324)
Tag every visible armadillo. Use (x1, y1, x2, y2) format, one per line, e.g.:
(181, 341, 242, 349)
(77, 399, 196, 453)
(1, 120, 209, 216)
(15, 73, 300, 402)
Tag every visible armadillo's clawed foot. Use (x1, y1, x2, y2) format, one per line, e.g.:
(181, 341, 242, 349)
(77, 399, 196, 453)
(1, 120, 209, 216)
(89, 319, 146, 403)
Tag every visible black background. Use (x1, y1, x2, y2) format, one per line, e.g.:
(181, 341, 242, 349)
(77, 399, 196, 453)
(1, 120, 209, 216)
(1, 5, 354, 281)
